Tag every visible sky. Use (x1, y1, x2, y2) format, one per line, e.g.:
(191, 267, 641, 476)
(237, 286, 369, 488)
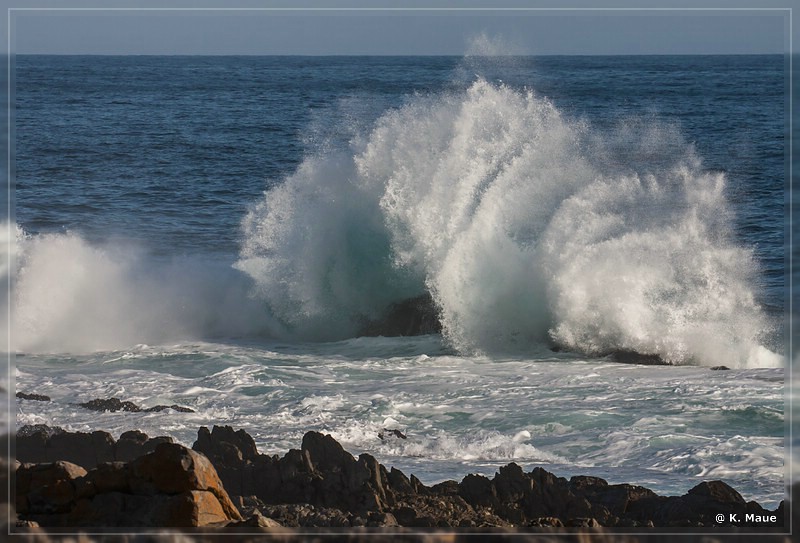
(3, 2, 794, 56)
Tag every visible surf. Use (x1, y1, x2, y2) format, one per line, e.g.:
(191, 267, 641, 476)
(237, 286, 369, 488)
(236, 78, 781, 368)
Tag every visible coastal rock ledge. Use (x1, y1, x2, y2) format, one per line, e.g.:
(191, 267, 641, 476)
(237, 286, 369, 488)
(11, 425, 787, 530)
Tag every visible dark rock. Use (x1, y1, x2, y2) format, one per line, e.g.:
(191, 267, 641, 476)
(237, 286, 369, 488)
(16, 392, 50, 402)
(79, 398, 142, 412)
(387, 467, 414, 495)
(259, 503, 352, 528)
(687, 480, 746, 504)
(528, 516, 564, 527)
(18, 424, 64, 438)
(378, 428, 407, 440)
(115, 430, 175, 463)
(361, 292, 442, 337)
(77, 397, 194, 413)
(227, 512, 282, 528)
(710, 365, 731, 370)
(16, 425, 784, 529)
(608, 351, 671, 365)
(16, 429, 50, 464)
(46, 430, 116, 469)
(458, 473, 497, 508)
(565, 516, 601, 527)
(430, 479, 459, 496)
(194, 425, 259, 465)
(144, 404, 195, 413)
(17, 461, 88, 515)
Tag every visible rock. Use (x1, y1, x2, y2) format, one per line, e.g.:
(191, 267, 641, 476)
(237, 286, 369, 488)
(17, 443, 242, 528)
(387, 467, 415, 495)
(16, 430, 50, 464)
(227, 511, 283, 528)
(79, 398, 142, 412)
(378, 429, 407, 440)
(710, 365, 731, 370)
(16, 461, 87, 515)
(77, 397, 194, 413)
(16, 426, 783, 529)
(194, 425, 259, 464)
(608, 351, 670, 365)
(367, 511, 399, 527)
(115, 430, 174, 463)
(361, 292, 442, 337)
(166, 490, 233, 527)
(128, 442, 242, 521)
(144, 404, 196, 413)
(47, 430, 116, 469)
(565, 517, 601, 527)
(18, 424, 65, 438)
(16, 427, 175, 469)
(528, 516, 564, 527)
(458, 473, 497, 508)
(687, 480, 746, 504)
(16, 392, 50, 402)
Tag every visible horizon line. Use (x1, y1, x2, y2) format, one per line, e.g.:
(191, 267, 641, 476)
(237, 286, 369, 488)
(11, 52, 789, 57)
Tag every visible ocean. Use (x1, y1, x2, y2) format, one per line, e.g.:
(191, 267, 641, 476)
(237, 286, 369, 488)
(7, 54, 789, 508)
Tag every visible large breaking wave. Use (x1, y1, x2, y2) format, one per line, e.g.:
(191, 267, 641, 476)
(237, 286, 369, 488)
(236, 79, 780, 368)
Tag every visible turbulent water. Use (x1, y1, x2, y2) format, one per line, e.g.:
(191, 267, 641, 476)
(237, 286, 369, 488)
(7, 54, 789, 508)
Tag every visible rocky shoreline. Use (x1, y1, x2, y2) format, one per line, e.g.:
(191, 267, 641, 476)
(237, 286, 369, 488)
(3, 423, 791, 538)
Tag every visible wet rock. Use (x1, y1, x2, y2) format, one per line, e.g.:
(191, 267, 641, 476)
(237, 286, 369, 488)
(378, 428, 406, 440)
(77, 397, 194, 413)
(361, 292, 442, 337)
(18, 424, 65, 438)
(608, 351, 670, 365)
(79, 398, 141, 412)
(16, 392, 50, 402)
(144, 404, 195, 413)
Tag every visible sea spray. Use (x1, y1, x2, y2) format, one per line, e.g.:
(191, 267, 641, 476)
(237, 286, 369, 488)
(5, 225, 277, 353)
(238, 78, 780, 367)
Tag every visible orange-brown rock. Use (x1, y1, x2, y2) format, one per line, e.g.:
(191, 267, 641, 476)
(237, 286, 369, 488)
(129, 442, 242, 522)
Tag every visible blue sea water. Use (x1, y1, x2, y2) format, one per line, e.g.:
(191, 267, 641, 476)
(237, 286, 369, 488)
(7, 55, 790, 508)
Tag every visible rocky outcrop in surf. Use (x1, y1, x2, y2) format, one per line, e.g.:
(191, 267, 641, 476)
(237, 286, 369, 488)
(10, 425, 787, 530)
(360, 293, 442, 337)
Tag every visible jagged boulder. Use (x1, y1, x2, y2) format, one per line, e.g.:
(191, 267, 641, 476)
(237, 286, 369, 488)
(16, 443, 243, 528)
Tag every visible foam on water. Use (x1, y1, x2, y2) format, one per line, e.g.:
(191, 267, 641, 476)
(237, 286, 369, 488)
(13, 341, 786, 507)
(237, 79, 780, 367)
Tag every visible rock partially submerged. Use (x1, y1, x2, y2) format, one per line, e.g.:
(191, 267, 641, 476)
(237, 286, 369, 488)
(360, 293, 442, 337)
(16, 392, 51, 402)
(78, 397, 195, 413)
(607, 351, 670, 365)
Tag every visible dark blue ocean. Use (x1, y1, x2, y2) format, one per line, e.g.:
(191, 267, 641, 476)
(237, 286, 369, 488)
(9, 55, 789, 507)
